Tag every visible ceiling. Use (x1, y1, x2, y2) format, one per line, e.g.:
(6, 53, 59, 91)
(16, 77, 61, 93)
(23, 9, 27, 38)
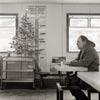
(0, 0, 100, 3)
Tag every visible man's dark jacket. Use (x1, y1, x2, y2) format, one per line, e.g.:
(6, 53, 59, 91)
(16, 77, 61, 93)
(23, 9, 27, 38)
(69, 41, 99, 71)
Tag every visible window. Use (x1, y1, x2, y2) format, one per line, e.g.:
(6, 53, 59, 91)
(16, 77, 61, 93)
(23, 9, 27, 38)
(0, 14, 18, 52)
(67, 14, 100, 52)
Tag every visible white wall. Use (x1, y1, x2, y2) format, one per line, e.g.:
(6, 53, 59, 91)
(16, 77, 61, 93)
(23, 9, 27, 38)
(47, 3, 100, 71)
(0, 3, 100, 71)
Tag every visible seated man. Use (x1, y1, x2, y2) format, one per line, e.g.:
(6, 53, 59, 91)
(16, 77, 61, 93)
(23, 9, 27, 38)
(66, 35, 99, 100)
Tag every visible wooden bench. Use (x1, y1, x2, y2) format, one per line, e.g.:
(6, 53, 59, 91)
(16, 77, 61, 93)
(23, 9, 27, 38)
(56, 82, 64, 100)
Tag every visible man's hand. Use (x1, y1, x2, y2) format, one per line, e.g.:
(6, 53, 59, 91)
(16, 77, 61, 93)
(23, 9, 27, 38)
(63, 59, 78, 65)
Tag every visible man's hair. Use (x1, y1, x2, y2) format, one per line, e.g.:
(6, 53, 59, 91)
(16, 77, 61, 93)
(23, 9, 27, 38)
(79, 35, 95, 47)
(80, 35, 88, 42)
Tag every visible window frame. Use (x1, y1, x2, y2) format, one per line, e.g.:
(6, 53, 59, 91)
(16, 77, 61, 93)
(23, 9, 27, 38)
(0, 13, 18, 53)
(67, 13, 100, 53)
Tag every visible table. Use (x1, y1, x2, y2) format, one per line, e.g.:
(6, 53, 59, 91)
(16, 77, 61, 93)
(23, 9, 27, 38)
(78, 72, 100, 100)
(54, 64, 88, 87)
(54, 64, 88, 100)
(54, 64, 88, 72)
(78, 72, 100, 92)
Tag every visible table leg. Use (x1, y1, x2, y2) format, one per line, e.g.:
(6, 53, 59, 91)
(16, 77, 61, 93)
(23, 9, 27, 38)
(60, 89, 63, 100)
(57, 86, 59, 100)
(87, 89, 91, 100)
(58, 71, 62, 84)
(65, 72, 73, 89)
(99, 93, 100, 100)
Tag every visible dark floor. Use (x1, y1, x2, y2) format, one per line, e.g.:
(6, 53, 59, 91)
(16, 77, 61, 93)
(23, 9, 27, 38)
(0, 89, 99, 100)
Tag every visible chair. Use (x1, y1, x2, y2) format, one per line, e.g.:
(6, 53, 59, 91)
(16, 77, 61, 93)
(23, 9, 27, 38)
(34, 60, 50, 89)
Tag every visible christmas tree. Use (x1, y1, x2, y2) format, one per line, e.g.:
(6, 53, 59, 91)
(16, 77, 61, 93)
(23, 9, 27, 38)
(11, 14, 35, 56)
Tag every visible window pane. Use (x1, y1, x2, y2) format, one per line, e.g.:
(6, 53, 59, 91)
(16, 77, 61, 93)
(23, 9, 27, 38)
(91, 19, 100, 27)
(68, 14, 100, 52)
(0, 15, 16, 52)
(0, 15, 16, 28)
(69, 28, 100, 52)
(0, 18, 15, 27)
(70, 18, 88, 27)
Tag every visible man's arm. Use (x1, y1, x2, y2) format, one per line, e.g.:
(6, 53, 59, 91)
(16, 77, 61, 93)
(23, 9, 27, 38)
(64, 51, 81, 65)
(69, 50, 96, 67)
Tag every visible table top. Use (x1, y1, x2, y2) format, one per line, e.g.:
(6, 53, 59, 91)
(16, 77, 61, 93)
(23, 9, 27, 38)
(54, 64, 88, 72)
(78, 72, 100, 92)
